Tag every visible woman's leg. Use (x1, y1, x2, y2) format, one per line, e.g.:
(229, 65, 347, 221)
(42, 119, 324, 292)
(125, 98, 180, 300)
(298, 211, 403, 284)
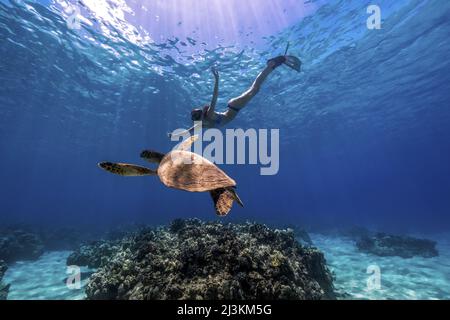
(220, 63, 278, 126)
(227, 64, 275, 109)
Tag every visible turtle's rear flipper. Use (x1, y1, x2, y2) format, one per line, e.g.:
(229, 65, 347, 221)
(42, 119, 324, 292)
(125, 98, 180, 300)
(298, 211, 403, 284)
(210, 188, 244, 216)
(140, 150, 165, 164)
(210, 188, 234, 216)
(228, 187, 244, 207)
(98, 162, 156, 176)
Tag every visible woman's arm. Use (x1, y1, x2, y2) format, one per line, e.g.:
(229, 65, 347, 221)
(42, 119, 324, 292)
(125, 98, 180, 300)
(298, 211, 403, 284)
(208, 67, 219, 114)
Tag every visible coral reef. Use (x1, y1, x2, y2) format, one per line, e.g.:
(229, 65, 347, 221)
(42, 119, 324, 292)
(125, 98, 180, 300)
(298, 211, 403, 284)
(0, 260, 9, 300)
(85, 219, 335, 300)
(0, 229, 44, 264)
(66, 240, 121, 269)
(356, 233, 439, 258)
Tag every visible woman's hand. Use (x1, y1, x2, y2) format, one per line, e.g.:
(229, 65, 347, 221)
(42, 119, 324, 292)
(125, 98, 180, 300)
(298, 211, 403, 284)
(211, 67, 219, 79)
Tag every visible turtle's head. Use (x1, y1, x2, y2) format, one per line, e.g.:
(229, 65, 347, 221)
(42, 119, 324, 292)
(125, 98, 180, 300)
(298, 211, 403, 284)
(191, 108, 203, 121)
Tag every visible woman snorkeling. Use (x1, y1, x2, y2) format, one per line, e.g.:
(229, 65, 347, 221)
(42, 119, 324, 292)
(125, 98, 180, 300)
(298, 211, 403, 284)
(169, 50, 301, 138)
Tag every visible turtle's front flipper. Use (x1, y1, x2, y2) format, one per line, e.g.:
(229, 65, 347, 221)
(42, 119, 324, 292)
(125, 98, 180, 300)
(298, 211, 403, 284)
(210, 188, 234, 216)
(140, 150, 165, 164)
(98, 162, 156, 176)
(176, 134, 199, 151)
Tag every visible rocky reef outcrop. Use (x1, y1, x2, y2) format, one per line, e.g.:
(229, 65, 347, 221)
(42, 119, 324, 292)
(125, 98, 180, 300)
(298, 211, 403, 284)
(0, 260, 9, 300)
(66, 240, 121, 269)
(85, 219, 335, 300)
(356, 233, 439, 258)
(0, 229, 44, 264)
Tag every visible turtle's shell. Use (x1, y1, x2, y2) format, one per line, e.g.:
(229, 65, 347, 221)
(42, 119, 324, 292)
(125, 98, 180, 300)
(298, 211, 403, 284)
(157, 150, 236, 192)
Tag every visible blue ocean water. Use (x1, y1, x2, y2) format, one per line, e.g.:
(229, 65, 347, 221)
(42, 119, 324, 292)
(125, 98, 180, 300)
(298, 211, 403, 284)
(1, 0, 450, 300)
(1, 0, 449, 233)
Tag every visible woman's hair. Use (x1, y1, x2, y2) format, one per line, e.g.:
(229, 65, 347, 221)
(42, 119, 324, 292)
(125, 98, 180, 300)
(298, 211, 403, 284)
(191, 108, 203, 121)
(191, 105, 209, 121)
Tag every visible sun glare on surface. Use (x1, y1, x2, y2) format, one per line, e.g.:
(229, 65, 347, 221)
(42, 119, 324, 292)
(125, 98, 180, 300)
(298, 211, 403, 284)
(133, 0, 315, 48)
(55, 0, 316, 49)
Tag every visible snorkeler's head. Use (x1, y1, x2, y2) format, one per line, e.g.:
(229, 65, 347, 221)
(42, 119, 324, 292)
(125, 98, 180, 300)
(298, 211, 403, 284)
(191, 108, 204, 121)
(191, 106, 209, 121)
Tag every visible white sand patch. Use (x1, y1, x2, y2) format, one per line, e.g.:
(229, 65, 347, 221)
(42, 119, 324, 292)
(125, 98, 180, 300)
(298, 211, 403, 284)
(310, 234, 450, 300)
(3, 251, 91, 300)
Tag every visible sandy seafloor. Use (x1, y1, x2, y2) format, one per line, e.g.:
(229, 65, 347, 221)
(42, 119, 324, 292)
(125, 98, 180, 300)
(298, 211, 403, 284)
(3, 251, 90, 300)
(311, 234, 450, 300)
(3, 235, 450, 300)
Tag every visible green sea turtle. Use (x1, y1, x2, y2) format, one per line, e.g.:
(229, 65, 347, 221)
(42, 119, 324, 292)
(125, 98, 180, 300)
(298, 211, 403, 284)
(98, 135, 244, 216)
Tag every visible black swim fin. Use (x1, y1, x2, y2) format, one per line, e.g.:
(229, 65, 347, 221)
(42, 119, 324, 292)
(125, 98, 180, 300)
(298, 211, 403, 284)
(267, 56, 286, 69)
(267, 55, 301, 72)
(284, 55, 301, 72)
